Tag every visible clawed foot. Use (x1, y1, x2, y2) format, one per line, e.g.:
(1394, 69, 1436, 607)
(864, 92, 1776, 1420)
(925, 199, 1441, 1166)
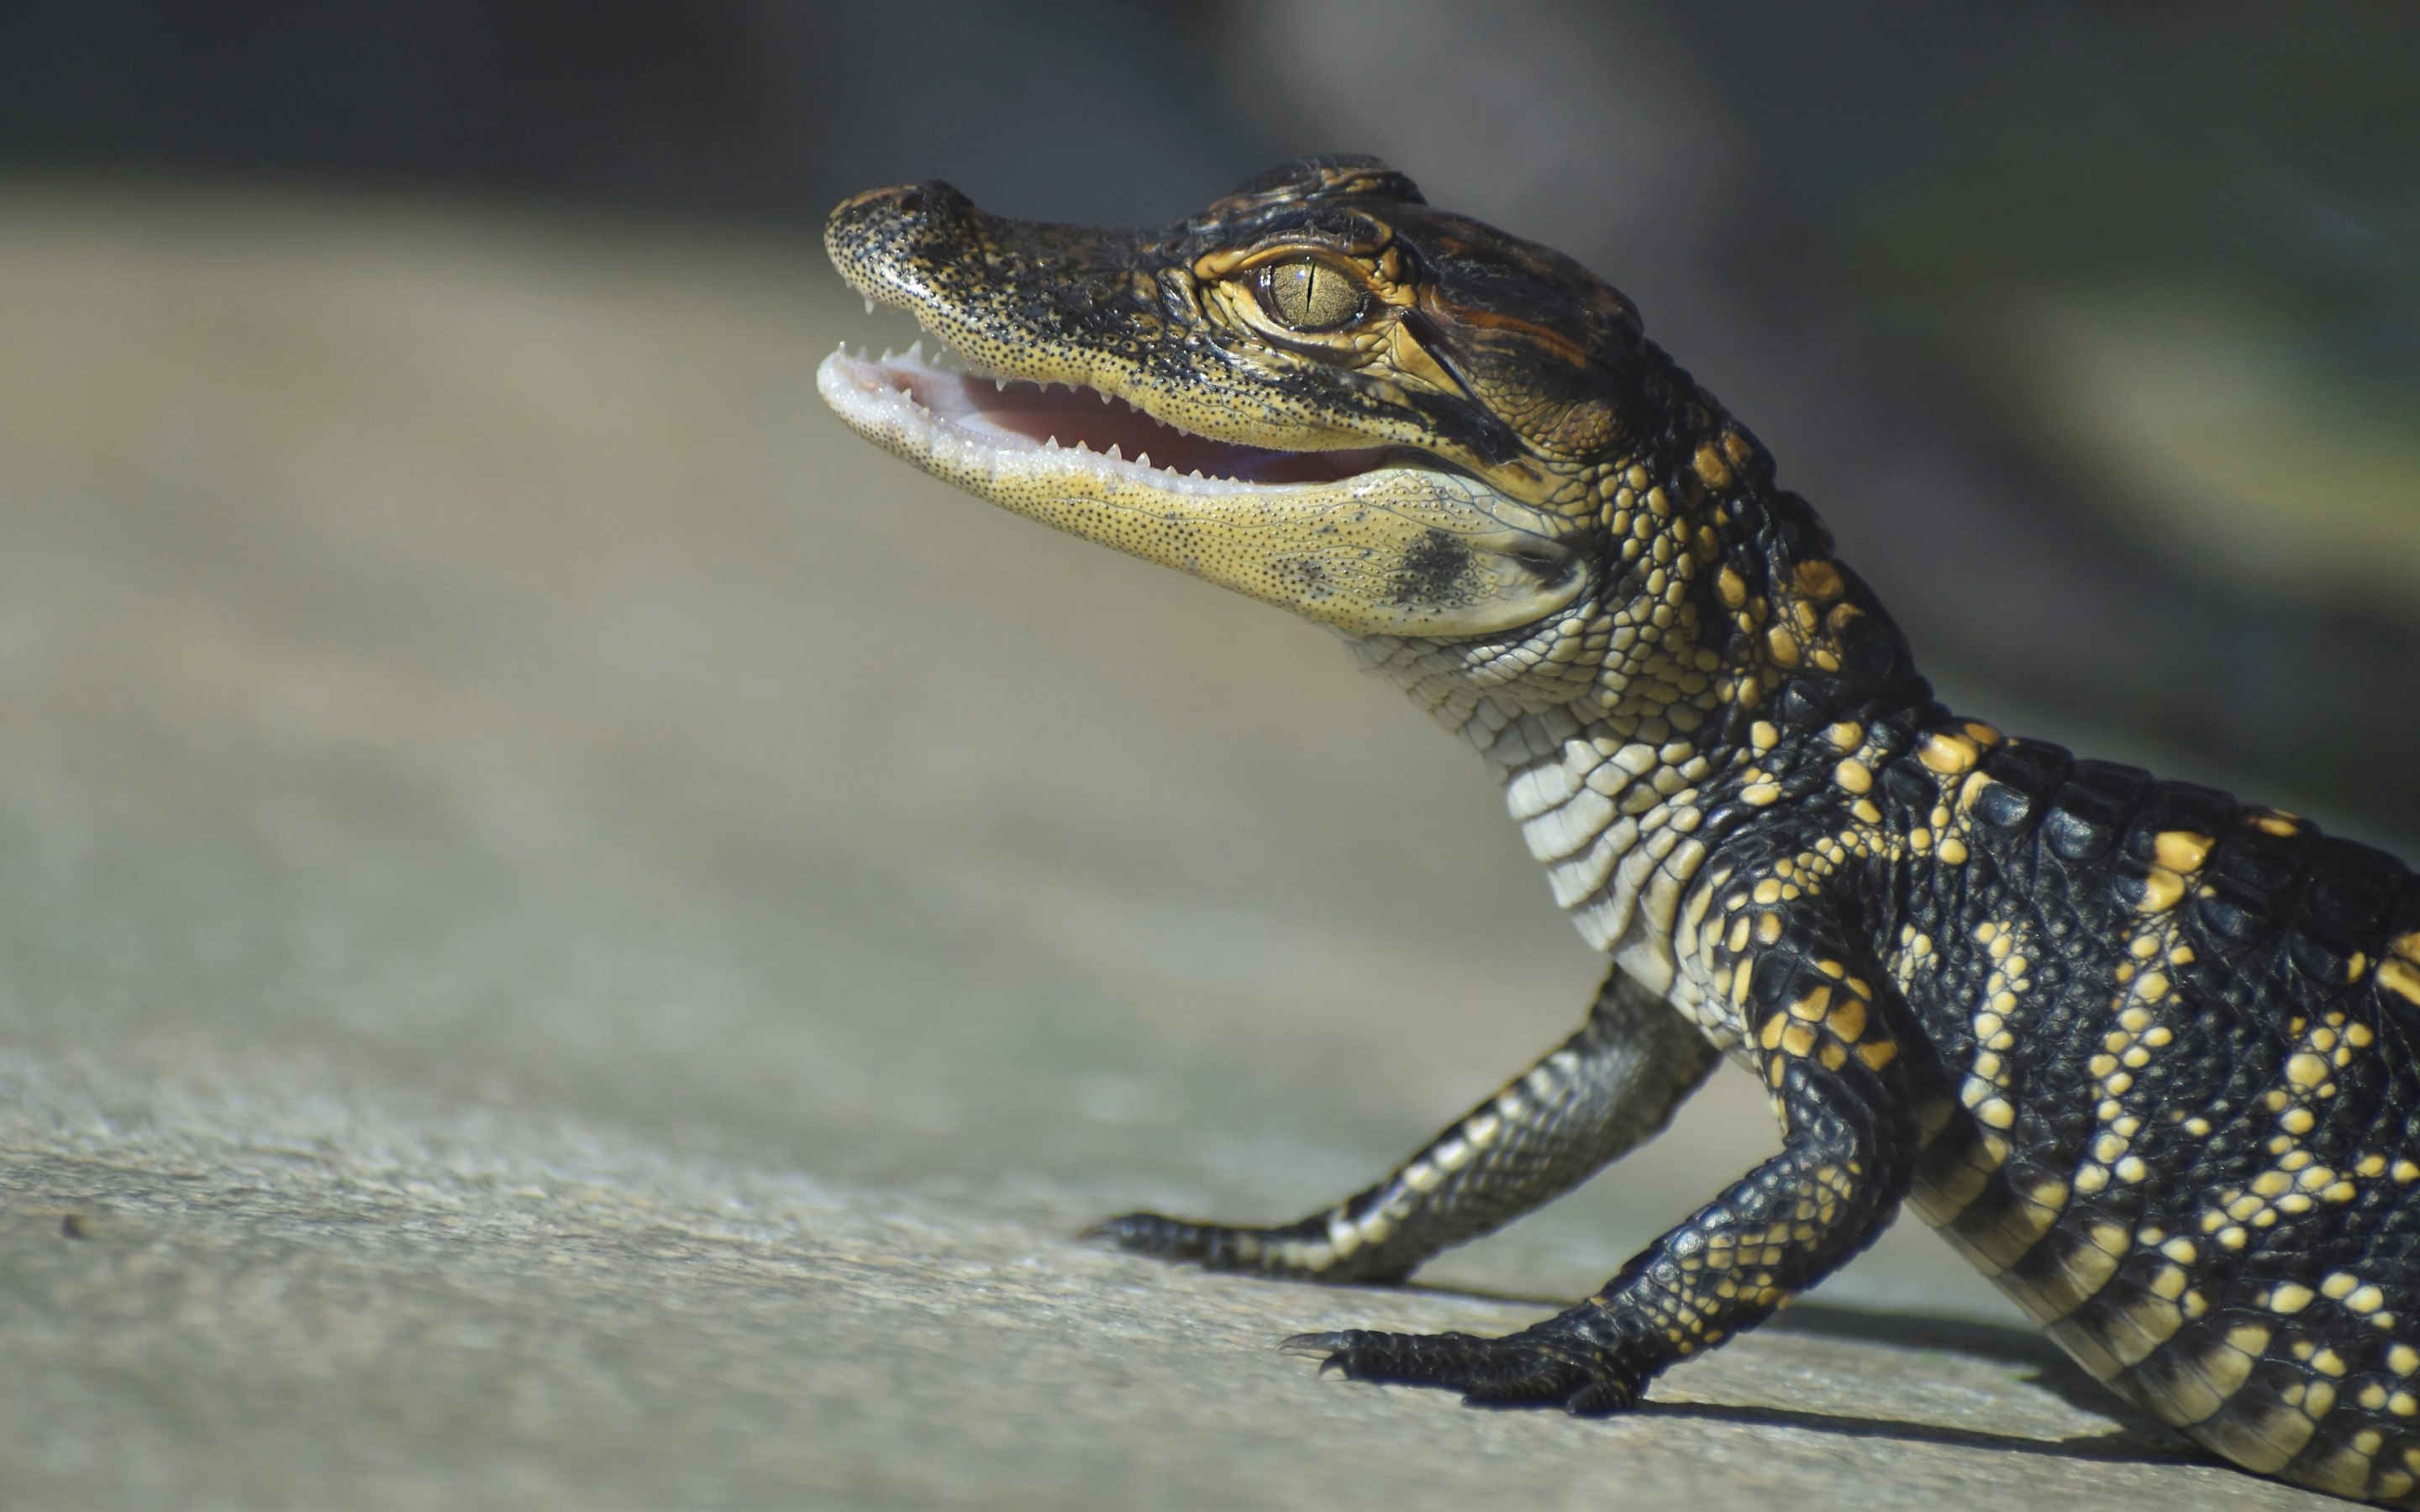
(1281, 1326, 1642, 1414)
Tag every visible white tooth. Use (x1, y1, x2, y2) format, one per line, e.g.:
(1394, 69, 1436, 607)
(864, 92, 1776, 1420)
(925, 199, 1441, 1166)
(1099, 391, 1111, 404)
(1044, 437, 1058, 449)
(1075, 439, 1090, 453)
(864, 297, 876, 316)
(995, 378, 1008, 391)
(906, 339, 923, 362)
(1135, 452, 1150, 469)
(1104, 444, 1119, 460)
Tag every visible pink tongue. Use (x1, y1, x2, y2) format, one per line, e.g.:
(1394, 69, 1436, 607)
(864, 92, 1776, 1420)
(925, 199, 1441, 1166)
(930, 370, 1386, 484)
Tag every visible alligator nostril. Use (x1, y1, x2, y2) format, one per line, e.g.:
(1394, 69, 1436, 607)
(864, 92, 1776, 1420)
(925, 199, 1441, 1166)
(896, 187, 925, 213)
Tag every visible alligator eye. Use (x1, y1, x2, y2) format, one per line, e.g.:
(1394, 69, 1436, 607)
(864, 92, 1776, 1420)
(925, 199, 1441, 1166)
(1256, 259, 1366, 331)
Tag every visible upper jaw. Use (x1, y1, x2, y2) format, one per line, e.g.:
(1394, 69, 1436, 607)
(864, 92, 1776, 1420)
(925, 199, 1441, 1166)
(822, 179, 1462, 500)
(825, 178, 1447, 460)
(824, 179, 1177, 404)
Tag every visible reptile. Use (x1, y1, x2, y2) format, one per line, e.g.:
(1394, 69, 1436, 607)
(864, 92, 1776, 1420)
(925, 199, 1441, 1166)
(817, 155, 2420, 1504)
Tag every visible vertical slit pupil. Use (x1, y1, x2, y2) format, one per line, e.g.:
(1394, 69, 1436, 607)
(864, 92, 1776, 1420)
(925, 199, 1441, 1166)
(1263, 261, 1362, 330)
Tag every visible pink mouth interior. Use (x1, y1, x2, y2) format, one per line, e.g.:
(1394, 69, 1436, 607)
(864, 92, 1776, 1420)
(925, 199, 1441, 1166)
(897, 365, 1394, 485)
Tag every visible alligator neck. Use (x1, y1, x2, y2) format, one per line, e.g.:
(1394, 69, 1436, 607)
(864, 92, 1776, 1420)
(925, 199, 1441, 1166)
(1349, 359, 1940, 969)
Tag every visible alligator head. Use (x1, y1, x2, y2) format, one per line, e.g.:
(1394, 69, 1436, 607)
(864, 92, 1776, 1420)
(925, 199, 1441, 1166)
(820, 155, 1921, 739)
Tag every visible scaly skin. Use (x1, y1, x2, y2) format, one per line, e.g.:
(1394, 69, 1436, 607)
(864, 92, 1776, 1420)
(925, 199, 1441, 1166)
(818, 156, 2420, 1504)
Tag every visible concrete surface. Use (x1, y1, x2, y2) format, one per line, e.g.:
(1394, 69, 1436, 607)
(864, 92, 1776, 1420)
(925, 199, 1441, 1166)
(0, 182, 2340, 1507)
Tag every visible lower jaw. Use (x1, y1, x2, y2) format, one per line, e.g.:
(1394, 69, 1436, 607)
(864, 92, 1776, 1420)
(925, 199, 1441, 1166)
(818, 344, 1588, 638)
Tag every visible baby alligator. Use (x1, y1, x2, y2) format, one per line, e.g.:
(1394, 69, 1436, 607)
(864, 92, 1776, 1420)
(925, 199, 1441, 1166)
(819, 155, 2420, 1504)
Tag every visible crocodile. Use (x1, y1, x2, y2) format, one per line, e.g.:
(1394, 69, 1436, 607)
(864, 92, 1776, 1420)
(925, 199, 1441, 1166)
(818, 155, 2420, 1504)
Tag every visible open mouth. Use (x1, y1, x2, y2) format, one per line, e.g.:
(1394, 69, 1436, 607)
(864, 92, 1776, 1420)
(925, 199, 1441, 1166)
(817, 341, 1401, 492)
(817, 327, 1586, 636)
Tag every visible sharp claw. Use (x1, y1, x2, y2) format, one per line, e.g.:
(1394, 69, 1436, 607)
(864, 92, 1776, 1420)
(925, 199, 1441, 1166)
(1279, 1330, 1351, 1358)
(1286, 1326, 1639, 1411)
(1081, 1212, 1172, 1250)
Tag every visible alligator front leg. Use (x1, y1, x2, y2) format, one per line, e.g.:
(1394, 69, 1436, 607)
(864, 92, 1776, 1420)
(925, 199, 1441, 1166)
(1291, 932, 1923, 1410)
(1092, 967, 1718, 1284)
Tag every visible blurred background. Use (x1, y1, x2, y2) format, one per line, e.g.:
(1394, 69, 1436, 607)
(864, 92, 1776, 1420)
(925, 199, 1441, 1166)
(8, 0, 2417, 805)
(0, 3, 2413, 1504)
